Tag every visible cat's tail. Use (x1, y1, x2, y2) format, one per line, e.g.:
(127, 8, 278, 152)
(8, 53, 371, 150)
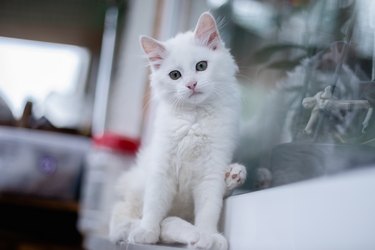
(255, 167, 272, 189)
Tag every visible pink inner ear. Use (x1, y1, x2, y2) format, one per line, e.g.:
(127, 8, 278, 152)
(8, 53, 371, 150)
(196, 28, 220, 50)
(194, 13, 221, 50)
(150, 55, 163, 62)
(148, 52, 164, 69)
(140, 36, 166, 69)
(208, 32, 219, 50)
(146, 47, 165, 62)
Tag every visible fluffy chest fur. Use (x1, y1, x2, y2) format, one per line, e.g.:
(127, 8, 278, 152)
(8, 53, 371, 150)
(171, 113, 212, 163)
(151, 103, 238, 188)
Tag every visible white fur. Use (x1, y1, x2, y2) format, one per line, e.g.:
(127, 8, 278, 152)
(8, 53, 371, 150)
(109, 12, 243, 250)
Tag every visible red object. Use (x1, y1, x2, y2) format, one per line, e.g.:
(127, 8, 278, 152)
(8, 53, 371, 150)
(93, 132, 140, 154)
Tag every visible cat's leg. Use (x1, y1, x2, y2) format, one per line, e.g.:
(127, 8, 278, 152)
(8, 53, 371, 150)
(108, 200, 141, 244)
(224, 163, 247, 197)
(128, 171, 176, 244)
(192, 176, 228, 250)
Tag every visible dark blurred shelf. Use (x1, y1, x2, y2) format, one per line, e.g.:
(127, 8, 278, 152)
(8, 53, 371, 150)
(0, 193, 83, 250)
(0, 193, 79, 212)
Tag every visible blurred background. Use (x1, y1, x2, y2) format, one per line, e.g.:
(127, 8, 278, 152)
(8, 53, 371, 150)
(0, 0, 374, 249)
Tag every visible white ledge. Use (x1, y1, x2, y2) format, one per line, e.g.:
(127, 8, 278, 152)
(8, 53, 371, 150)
(84, 167, 375, 250)
(223, 167, 375, 250)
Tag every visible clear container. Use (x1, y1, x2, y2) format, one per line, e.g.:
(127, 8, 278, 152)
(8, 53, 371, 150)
(78, 132, 139, 239)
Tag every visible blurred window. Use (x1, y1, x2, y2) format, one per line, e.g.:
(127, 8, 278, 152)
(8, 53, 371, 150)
(209, 0, 375, 192)
(0, 36, 90, 125)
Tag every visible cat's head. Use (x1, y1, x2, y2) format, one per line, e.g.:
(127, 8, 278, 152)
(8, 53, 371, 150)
(140, 12, 238, 107)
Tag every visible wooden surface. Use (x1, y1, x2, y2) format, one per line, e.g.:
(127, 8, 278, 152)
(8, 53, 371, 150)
(0, 193, 79, 212)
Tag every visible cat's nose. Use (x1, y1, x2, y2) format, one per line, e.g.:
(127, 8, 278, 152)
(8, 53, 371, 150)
(186, 81, 197, 90)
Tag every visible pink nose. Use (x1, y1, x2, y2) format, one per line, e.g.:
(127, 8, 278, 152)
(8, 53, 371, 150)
(186, 81, 197, 90)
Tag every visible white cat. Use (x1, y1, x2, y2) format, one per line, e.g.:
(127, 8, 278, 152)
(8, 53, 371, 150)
(109, 12, 246, 250)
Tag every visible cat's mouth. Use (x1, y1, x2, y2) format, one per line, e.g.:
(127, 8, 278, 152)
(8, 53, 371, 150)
(189, 91, 203, 98)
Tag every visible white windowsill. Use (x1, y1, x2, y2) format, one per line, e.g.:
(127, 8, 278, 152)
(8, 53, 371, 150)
(86, 167, 375, 250)
(224, 166, 375, 250)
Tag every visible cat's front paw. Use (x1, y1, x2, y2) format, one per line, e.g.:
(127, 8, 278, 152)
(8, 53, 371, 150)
(108, 221, 130, 244)
(109, 218, 139, 244)
(160, 216, 200, 245)
(225, 163, 247, 191)
(128, 224, 160, 244)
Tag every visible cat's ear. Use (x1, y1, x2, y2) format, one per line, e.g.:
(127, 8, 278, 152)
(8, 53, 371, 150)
(139, 35, 166, 69)
(194, 12, 221, 50)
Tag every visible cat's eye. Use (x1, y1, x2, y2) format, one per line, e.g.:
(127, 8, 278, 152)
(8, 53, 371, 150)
(169, 70, 181, 80)
(196, 61, 207, 71)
